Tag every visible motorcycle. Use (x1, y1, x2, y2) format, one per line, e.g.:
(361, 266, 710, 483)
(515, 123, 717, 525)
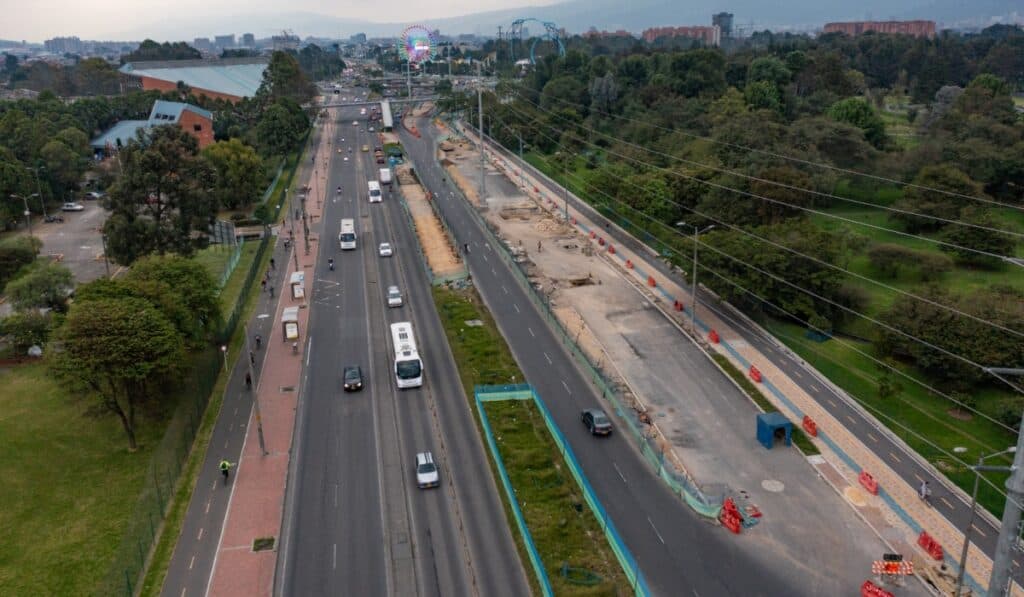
(328, 258, 335, 271)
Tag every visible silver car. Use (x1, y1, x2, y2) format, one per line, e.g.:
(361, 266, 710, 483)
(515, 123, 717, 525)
(387, 285, 403, 307)
(415, 452, 439, 489)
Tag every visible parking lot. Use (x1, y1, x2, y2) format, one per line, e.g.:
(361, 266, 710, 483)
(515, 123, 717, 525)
(32, 199, 112, 284)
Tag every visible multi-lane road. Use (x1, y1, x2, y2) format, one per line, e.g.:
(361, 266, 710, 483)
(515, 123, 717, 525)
(398, 116, 802, 596)
(275, 102, 529, 597)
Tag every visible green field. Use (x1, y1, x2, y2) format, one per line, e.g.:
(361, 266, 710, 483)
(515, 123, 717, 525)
(434, 285, 629, 595)
(0, 365, 171, 595)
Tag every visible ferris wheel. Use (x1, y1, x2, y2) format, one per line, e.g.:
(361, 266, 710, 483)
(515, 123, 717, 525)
(508, 18, 566, 64)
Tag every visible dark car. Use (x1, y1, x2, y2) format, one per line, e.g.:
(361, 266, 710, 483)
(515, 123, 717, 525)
(581, 409, 612, 435)
(343, 365, 363, 392)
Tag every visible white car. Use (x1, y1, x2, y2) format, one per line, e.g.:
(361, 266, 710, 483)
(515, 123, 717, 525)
(378, 242, 393, 257)
(368, 126, 375, 132)
(61, 202, 85, 212)
(415, 452, 439, 489)
(387, 285, 403, 307)
(343, 156, 349, 161)
(352, 121, 358, 126)
(83, 191, 105, 200)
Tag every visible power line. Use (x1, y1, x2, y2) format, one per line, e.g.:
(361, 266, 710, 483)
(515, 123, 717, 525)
(508, 82, 1024, 214)
(497, 100, 1019, 264)
(480, 112, 1024, 414)
(489, 104, 1024, 342)
(512, 92, 1024, 241)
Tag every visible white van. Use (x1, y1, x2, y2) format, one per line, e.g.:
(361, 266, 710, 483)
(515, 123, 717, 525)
(379, 168, 392, 186)
(339, 219, 356, 250)
(368, 180, 382, 203)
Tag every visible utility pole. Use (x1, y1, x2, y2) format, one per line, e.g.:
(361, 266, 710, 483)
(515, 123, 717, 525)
(100, 234, 111, 277)
(497, 26, 502, 65)
(28, 166, 47, 219)
(957, 447, 1016, 597)
(988, 368, 1024, 596)
(406, 59, 411, 99)
(677, 222, 714, 335)
(478, 83, 485, 198)
(243, 323, 268, 456)
(11, 193, 34, 236)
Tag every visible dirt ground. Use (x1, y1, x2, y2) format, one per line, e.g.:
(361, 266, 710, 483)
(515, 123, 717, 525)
(439, 139, 483, 206)
(394, 164, 462, 278)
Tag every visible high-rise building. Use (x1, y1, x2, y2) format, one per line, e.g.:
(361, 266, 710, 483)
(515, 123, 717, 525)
(241, 33, 255, 47)
(193, 38, 212, 51)
(350, 33, 367, 43)
(44, 36, 83, 54)
(214, 34, 235, 48)
(643, 26, 721, 46)
(712, 13, 734, 38)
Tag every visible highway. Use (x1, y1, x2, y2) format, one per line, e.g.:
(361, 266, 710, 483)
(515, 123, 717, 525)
(470, 125, 1024, 589)
(399, 115, 802, 596)
(276, 101, 528, 597)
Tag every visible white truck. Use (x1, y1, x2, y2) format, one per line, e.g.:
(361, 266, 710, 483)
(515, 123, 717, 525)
(368, 180, 382, 203)
(379, 168, 392, 186)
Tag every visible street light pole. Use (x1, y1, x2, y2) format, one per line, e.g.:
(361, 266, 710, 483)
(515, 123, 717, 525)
(28, 166, 47, 219)
(11, 193, 37, 236)
(677, 221, 714, 335)
(957, 448, 1016, 597)
(478, 84, 485, 198)
(101, 234, 111, 277)
(243, 323, 268, 456)
(987, 368, 1024, 596)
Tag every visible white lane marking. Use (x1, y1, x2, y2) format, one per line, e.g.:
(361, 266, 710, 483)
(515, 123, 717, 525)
(189, 555, 195, 570)
(513, 303, 520, 313)
(181, 589, 187, 597)
(612, 462, 627, 484)
(543, 352, 553, 364)
(491, 267, 497, 276)
(333, 543, 337, 569)
(792, 370, 803, 379)
(940, 497, 954, 510)
(827, 399, 839, 409)
(810, 384, 820, 392)
(334, 484, 338, 508)
(528, 327, 535, 337)
(647, 516, 666, 544)
(483, 253, 489, 262)
(502, 285, 508, 294)
(889, 452, 901, 463)
(197, 527, 204, 541)
(973, 524, 987, 538)
(866, 432, 878, 443)
(305, 333, 313, 366)
(205, 500, 211, 514)
(561, 380, 571, 394)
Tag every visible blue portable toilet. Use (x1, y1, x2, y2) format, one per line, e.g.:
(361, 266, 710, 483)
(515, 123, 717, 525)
(756, 412, 792, 450)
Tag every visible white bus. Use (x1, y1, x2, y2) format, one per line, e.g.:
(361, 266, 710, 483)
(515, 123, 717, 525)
(339, 218, 357, 250)
(390, 321, 423, 388)
(367, 180, 382, 203)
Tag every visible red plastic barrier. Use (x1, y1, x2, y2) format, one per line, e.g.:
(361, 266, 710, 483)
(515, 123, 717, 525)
(861, 580, 894, 597)
(533, 186, 539, 193)
(571, 218, 577, 225)
(608, 245, 615, 255)
(749, 366, 762, 383)
(802, 415, 818, 437)
(719, 498, 743, 534)
(858, 471, 879, 495)
(673, 300, 684, 312)
(647, 276, 657, 288)
(917, 531, 944, 560)
(708, 329, 720, 343)
(590, 231, 596, 239)
(598, 237, 605, 246)
(625, 259, 634, 269)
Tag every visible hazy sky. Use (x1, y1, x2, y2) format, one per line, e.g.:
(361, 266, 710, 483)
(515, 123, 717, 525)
(0, 0, 555, 42)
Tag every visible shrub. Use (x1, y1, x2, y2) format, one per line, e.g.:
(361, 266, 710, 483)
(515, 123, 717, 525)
(0, 236, 42, 290)
(0, 311, 53, 354)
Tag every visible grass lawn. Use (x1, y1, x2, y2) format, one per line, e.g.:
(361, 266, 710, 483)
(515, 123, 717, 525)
(764, 319, 1016, 516)
(0, 364, 167, 595)
(434, 285, 629, 595)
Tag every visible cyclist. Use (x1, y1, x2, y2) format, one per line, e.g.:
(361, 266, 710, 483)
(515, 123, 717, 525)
(219, 459, 234, 484)
(255, 334, 262, 350)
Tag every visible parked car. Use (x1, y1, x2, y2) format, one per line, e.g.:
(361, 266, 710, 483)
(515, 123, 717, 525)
(387, 285, 403, 307)
(378, 242, 393, 257)
(61, 202, 85, 212)
(362, 145, 369, 152)
(415, 452, 440, 488)
(83, 191, 105, 200)
(581, 409, 612, 435)
(343, 365, 363, 392)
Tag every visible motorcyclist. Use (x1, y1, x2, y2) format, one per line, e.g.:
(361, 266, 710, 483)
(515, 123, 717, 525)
(337, 185, 342, 194)
(328, 258, 335, 271)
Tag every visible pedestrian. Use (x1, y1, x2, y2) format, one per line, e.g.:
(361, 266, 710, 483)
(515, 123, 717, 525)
(270, 258, 276, 270)
(255, 334, 262, 350)
(261, 279, 267, 292)
(269, 285, 275, 298)
(919, 480, 931, 503)
(463, 243, 470, 254)
(245, 372, 252, 388)
(249, 350, 255, 366)
(220, 459, 233, 484)
(537, 240, 543, 253)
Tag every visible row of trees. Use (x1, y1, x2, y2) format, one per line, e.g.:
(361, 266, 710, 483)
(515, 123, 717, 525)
(458, 27, 1024, 396)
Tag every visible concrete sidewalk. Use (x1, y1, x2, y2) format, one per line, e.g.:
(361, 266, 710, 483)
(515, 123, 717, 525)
(205, 112, 334, 597)
(455, 122, 1002, 595)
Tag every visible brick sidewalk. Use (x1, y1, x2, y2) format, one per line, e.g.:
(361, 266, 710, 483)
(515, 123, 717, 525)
(206, 112, 334, 597)
(459, 124, 999, 594)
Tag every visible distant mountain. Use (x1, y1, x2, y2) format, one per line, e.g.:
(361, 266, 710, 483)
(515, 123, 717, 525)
(105, 0, 1022, 41)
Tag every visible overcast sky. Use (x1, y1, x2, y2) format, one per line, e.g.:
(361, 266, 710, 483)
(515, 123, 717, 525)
(0, 0, 557, 42)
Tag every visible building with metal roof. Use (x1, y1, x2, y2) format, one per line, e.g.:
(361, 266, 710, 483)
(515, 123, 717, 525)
(90, 101, 214, 155)
(119, 57, 268, 103)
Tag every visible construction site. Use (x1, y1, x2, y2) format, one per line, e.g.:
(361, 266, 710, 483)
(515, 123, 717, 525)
(436, 124, 932, 595)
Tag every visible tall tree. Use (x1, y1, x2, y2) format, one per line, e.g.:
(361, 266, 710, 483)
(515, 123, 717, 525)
(201, 138, 266, 210)
(51, 296, 184, 450)
(259, 51, 316, 106)
(827, 97, 886, 148)
(4, 261, 74, 313)
(102, 125, 216, 265)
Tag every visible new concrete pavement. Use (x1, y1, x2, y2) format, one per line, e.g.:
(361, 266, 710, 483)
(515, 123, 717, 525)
(399, 116, 802, 596)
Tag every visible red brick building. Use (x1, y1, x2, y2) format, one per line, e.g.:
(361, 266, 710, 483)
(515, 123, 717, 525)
(823, 20, 936, 39)
(642, 26, 721, 46)
(90, 100, 214, 156)
(119, 57, 267, 104)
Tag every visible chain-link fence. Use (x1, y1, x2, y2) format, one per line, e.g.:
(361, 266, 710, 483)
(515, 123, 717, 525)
(96, 132, 312, 597)
(442, 127, 721, 518)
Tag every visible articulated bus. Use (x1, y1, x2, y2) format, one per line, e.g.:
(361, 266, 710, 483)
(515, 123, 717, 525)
(339, 218, 357, 250)
(390, 321, 423, 388)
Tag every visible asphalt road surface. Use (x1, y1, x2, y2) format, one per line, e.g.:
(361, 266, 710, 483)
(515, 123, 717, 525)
(276, 102, 528, 597)
(475, 126, 1024, 590)
(400, 116, 803, 596)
